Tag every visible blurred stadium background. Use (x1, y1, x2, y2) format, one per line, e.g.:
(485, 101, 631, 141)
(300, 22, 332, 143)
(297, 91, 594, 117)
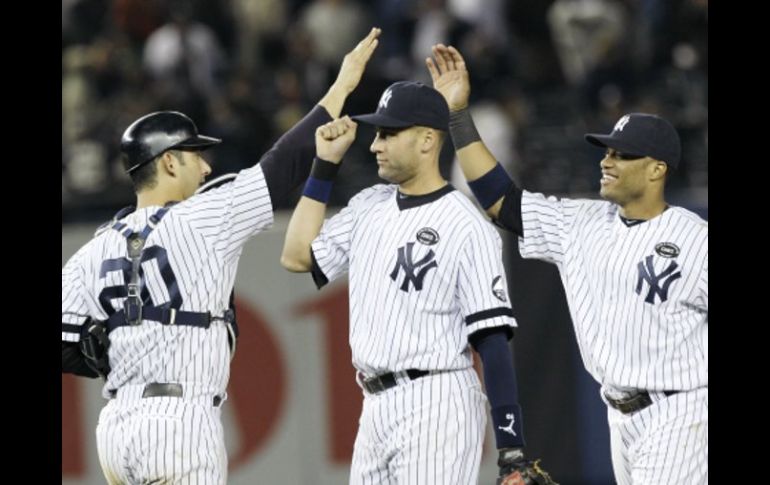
(62, 1, 707, 483)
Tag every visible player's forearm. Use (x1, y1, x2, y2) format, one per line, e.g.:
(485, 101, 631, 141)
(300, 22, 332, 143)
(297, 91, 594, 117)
(450, 109, 509, 220)
(472, 328, 526, 449)
(318, 27, 381, 118)
(281, 197, 327, 272)
(318, 82, 351, 120)
(455, 142, 498, 182)
(260, 106, 332, 207)
(456, 143, 505, 219)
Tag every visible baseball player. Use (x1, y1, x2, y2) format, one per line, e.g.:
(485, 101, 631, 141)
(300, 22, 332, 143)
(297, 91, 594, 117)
(427, 44, 707, 484)
(60, 27, 381, 484)
(281, 81, 555, 485)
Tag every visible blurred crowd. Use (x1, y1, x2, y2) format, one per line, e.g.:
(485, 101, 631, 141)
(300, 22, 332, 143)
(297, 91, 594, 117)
(62, 0, 707, 222)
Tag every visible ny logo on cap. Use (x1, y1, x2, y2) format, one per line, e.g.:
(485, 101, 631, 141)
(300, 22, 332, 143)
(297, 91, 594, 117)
(379, 88, 393, 109)
(614, 115, 631, 132)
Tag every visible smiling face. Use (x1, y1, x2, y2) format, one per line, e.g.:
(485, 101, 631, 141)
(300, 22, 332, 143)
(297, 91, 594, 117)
(599, 148, 660, 206)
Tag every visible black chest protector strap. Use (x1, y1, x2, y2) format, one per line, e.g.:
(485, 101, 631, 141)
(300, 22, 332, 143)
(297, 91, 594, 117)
(81, 205, 241, 378)
(105, 206, 218, 333)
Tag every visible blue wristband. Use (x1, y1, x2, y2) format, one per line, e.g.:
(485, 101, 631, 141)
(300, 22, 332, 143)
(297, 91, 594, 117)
(302, 177, 334, 203)
(467, 162, 513, 210)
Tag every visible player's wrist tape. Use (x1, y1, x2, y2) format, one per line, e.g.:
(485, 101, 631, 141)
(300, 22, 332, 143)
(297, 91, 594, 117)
(492, 404, 525, 449)
(468, 162, 514, 209)
(449, 108, 481, 150)
(303, 157, 340, 203)
(310, 157, 341, 181)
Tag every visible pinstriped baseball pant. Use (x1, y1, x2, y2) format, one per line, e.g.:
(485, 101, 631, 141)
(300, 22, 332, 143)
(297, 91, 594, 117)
(607, 387, 708, 484)
(350, 367, 487, 485)
(95, 390, 227, 485)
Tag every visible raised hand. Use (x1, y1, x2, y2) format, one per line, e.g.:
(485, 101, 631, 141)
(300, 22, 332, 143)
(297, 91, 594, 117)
(334, 27, 382, 96)
(425, 44, 471, 112)
(316, 116, 358, 163)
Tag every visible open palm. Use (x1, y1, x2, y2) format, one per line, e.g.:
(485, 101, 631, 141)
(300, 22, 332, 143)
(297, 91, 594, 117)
(426, 44, 471, 111)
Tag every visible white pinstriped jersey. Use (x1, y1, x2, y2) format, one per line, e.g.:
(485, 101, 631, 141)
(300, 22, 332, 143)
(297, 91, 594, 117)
(311, 184, 516, 376)
(61, 164, 273, 399)
(518, 190, 708, 392)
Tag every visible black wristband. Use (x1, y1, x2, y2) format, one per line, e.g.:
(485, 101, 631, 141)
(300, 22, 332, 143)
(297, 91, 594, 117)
(449, 108, 481, 150)
(310, 157, 341, 181)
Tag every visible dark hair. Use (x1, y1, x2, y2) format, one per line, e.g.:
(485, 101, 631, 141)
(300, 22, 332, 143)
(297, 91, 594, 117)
(128, 150, 186, 192)
(129, 155, 160, 192)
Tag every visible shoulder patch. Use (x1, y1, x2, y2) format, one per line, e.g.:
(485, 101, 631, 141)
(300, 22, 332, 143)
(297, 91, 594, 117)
(655, 242, 680, 258)
(492, 276, 507, 302)
(416, 227, 439, 246)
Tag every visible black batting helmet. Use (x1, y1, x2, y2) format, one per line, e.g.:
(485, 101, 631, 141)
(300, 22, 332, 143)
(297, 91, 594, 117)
(120, 111, 221, 174)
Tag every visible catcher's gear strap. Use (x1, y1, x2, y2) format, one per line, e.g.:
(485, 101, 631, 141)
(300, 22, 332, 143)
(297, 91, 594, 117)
(473, 328, 525, 448)
(99, 206, 239, 356)
(79, 320, 111, 379)
(94, 205, 136, 237)
(110, 206, 171, 326)
(195, 173, 237, 194)
(104, 206, 218, 334)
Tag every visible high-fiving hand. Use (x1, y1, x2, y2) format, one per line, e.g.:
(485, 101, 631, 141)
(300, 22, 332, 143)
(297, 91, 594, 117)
(335, 27, 382, 95)
(425, 44, 471, 112)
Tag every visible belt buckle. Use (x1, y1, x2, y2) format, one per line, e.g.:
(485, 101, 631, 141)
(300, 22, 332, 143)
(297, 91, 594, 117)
(124, 286, 142, 325)
(364, 376, 385, 394)
(610, 391, 653, 414)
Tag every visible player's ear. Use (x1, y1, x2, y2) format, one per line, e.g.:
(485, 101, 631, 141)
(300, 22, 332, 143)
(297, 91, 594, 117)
(160, 151, 178, 177)
(648, 159, 668, 182)
(420, 128, 437, 153)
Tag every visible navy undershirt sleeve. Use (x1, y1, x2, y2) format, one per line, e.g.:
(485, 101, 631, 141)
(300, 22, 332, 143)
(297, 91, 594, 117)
(471, 327, 525, 448)
(260, 105, 332, 207)
(495, 183, 524, 236)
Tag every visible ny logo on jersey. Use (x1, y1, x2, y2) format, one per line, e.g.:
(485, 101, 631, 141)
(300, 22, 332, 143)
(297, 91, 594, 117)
(379, 88, 393, 109)
(635, 255, 681, 304)
(390, 242, 438, 292)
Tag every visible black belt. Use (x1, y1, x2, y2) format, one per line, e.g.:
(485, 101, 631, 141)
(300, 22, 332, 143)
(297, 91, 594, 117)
(362, 369, 430, 394)
(605, 390, 679, 415)
(108, 383, 223, 407)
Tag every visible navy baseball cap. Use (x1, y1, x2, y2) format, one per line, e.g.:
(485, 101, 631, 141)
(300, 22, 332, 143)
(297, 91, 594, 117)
(352, 81, 449, 131)
(584, 113, 681, 168)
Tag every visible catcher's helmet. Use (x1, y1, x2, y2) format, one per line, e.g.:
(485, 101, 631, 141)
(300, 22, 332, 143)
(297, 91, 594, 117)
(120, 111, 221, 174)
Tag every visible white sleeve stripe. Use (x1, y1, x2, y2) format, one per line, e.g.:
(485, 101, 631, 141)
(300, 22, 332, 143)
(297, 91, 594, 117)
(61, 332, 79, 342)
(62, 313, 89, 324)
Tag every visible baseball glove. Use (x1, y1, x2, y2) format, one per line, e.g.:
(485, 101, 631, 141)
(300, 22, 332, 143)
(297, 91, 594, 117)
(497, 448, 558, 485)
